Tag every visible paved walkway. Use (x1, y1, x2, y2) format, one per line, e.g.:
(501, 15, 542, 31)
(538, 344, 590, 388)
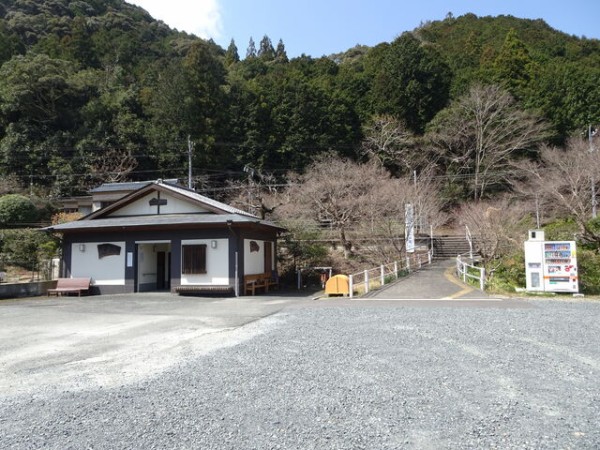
(368, 258, 493, 300)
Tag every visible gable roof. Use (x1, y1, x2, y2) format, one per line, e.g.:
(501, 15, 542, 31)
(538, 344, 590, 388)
(89, 179, 180, 194)
(45, 180, 285, 233)
(86, 179, 256, 220)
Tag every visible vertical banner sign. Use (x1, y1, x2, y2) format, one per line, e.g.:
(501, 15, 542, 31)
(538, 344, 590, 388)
(405, 203, 415, 253)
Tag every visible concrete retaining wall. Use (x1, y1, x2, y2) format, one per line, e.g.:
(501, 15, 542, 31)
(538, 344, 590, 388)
(0, 281, 56, 299)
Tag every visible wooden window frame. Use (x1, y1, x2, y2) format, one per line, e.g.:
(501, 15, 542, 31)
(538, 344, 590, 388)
(182, 244, 207, 275)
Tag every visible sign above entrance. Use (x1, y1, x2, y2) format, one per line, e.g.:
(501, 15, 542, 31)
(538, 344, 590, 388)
(149, 198, 168, 206)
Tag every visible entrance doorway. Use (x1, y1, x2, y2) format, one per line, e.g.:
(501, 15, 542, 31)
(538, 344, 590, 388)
(156, 251, 171, 291)
(136, 241, 172, 292)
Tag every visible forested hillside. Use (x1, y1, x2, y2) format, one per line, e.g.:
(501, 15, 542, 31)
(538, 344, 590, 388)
(1, 0, 599, 198)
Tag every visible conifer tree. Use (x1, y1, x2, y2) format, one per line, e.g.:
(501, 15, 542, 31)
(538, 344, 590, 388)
(225, 39, 240, 66)
(275, 39, 288, 62)
(246, 37, 257, 59)
(258, 35, 275, 60)
(493, 29, 534, 98)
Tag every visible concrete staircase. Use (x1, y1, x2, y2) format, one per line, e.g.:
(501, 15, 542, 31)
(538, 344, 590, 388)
(432, 235, 473, 258)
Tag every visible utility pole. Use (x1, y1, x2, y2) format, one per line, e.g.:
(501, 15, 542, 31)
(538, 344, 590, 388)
(535, 193, 541, 228)
(187, 135, 195, 190)
(590, 125, 597, 218)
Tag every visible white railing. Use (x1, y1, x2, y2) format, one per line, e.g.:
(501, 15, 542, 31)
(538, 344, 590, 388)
(348, 250, 432, 298)
(456, 254, 486, 291)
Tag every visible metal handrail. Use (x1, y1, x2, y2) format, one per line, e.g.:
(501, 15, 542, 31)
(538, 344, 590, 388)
(348, 250, 433, 298)
(456, 253, 485, 291)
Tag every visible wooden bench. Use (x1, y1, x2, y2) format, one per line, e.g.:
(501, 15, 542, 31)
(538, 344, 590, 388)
(175, 285, 234, 296)
(48, 278, 91, 297)
(244, 272, 279, 295)
(265, 271, 279, 291)
(244, 273, 269, 295)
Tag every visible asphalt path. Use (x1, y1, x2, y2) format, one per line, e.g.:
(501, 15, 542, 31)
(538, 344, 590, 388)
(1, 269, 599, 449)
(367, 258, 492, 301)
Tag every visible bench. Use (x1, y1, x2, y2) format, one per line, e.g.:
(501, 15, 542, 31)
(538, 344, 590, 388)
(47, 278, 91, 297)
(175, 285, 234, 296)
(244, 273, 268, 295)
(265, 271, 279, 291)
(244, 272, 279, 296)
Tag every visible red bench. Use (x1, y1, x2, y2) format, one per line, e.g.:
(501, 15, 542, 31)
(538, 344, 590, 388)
(48, 278, 91, 297)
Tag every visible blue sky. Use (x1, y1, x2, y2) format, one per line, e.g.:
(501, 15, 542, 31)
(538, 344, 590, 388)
(127, 0, 600, 58)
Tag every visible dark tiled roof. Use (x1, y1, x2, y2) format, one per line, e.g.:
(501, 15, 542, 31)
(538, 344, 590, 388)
(160, 182, 255, 218)
(89, 179, 180, 193)
(44, 213, 284, 232)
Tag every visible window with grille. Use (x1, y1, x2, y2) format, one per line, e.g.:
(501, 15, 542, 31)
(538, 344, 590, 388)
(182, 244, 207, 274)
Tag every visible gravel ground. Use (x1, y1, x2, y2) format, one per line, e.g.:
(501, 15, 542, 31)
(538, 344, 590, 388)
(1, 299, 599, 449)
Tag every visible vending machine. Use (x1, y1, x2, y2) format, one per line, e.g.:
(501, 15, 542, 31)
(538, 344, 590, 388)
(524, 230, 579, 293)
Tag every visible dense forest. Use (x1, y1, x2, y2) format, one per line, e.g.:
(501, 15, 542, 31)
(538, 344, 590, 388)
(1, 0, 599, 199)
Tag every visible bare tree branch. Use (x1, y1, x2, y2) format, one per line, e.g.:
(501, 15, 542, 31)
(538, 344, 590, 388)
(428, 84, 549, 200)
(90, 149, 138, 183)
(513, 137, 600, 243)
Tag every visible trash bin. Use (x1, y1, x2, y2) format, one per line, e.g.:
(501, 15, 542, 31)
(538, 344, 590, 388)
(325, 274, 350, 297)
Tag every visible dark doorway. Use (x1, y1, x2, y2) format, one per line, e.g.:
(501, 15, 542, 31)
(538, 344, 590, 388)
(157, 251, 166, 290)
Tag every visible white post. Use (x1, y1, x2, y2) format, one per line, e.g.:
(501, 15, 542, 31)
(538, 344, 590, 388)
(349, 275, 354, 299)
(480, 268, 486, 291)
(234, 252, 239, 297)
(380, 265, 385, 286)
(364, 270, 369, 294)
(466, 225, 474, 260)
(394, 261, 398, 279)
(187, 135, 194, 189)
(406, 256, 410, 272)
(430, 225, 434, 257)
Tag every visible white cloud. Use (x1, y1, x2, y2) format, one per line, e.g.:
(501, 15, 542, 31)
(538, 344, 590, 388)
(126, 0, 222, 39)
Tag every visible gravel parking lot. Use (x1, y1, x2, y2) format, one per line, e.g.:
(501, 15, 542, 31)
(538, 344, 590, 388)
(1, 295, 599, 449)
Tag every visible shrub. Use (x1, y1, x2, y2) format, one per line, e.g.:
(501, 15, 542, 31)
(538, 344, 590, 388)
(486, 252, 526, 293)
(577, 249, 600, 295)
(0, 194, 38, 226)
(543, 219, 578, 241)
(0, 229, 59, 271)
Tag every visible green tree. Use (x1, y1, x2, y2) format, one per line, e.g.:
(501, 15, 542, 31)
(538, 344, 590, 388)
(258, 35, 275, 60)
(0, 194, 38, 226)
(492, 29, 534, 98)
(0, 54, 89, 191)
(62, 16, 99, 67)
(526, 62, 600, 141)
(274, 39, 288, 63)
(246, 37, 257, 59)
(145, 41, 228, 174)
(224, 39, 240, 66)
(0, 22, 23, 65)
(369, 33, 452, 133)
(0, 229, 58, 272)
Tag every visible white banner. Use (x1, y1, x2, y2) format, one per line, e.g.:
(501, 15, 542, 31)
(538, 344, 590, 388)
(405, 203, 415, 253)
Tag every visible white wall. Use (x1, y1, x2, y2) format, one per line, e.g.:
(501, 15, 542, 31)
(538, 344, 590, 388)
(111, 192, 209, 216)
(244, 239, 272, 275)
(180, 239, 229, 285)
(137, 244, 157, 286)
(71, 242, 126, 285)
